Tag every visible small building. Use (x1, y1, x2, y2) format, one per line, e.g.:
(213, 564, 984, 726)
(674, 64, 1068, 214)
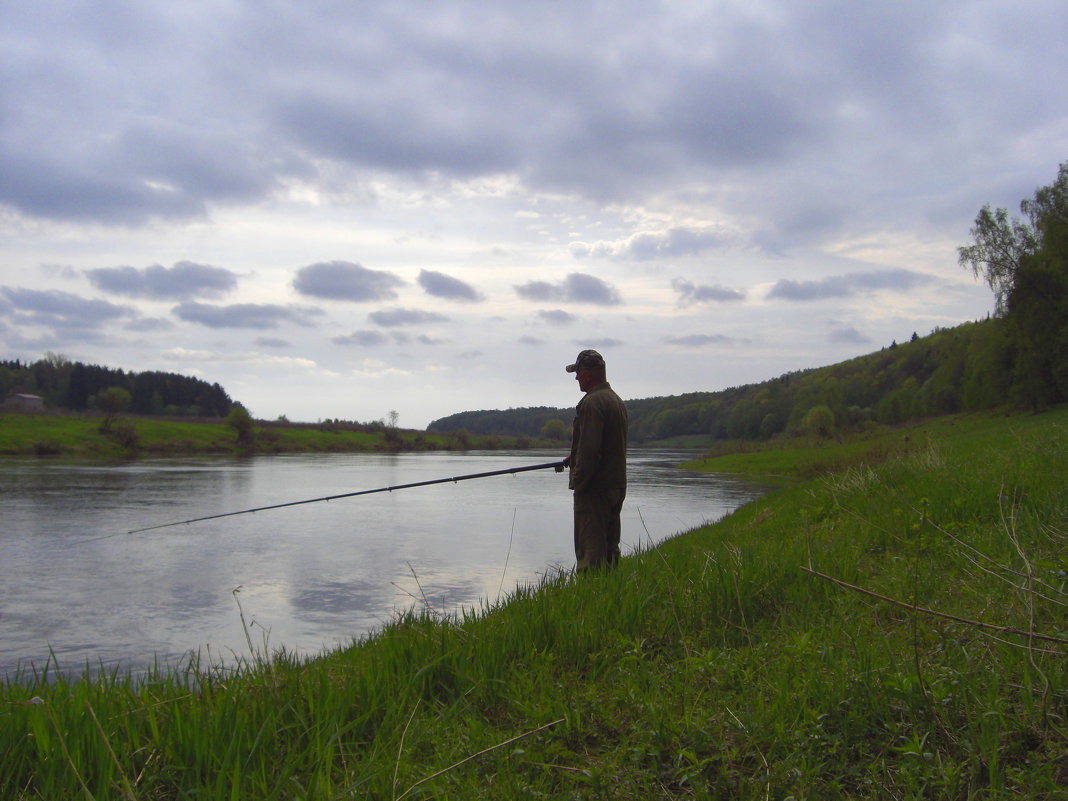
(2, 393, 45, 412)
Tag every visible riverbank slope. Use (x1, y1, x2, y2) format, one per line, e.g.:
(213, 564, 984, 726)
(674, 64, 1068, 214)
(2, 406, 1065, 798)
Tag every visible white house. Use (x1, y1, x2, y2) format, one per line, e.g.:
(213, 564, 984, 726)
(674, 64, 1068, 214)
(2, 393, 45, 411)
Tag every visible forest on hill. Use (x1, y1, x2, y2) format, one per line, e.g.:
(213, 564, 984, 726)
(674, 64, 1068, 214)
(430, 163, 1068, 443)
(428, 319, 1007, 443)
(0, 355, 234, 418)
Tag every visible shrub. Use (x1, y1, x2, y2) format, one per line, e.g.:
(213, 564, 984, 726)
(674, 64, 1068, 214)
(801, 404, 836, 437)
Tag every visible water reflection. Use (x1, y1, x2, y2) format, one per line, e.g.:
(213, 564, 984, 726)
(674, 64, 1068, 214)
(0, 450, 767, 679)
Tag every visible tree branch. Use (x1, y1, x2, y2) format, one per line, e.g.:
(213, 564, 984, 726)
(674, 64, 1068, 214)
(800, 566, 1068, 646)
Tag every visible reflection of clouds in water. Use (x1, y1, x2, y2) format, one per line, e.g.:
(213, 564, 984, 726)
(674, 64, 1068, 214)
(164, 581, 221, 614)
(389, 567, 493, 615)
(291, 580, 381, 619)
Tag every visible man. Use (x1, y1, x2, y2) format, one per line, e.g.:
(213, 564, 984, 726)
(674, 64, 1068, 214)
(561, 349, 628, 571)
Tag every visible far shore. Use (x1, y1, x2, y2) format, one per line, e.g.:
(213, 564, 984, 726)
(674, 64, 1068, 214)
(0, 410, 553, 459)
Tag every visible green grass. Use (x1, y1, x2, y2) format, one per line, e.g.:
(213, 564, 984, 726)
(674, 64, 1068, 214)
(682, 412, 1029, 480)
(0, 413, 254, 457)
(0, 413, 524, 458)
(2, 406, 1065, 798)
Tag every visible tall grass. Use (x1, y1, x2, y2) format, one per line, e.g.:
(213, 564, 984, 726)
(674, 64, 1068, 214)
(1, 407, 1065, 798)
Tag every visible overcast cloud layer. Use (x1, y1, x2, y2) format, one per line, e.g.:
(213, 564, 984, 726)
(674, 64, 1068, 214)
(2, 1, 1064, 426)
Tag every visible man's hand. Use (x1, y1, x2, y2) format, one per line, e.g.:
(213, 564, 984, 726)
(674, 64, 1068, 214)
(555, 455, 570, 472)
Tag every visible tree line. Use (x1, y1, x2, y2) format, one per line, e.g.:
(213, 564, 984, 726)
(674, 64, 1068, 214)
(0, 354, 235, 418)
(430, 163, 1068, 443)
(427, 320, 1013, 443)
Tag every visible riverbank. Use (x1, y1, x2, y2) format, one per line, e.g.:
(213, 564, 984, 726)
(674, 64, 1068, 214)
(0, 412, 541, 457)
(2, 406, 1065, 798)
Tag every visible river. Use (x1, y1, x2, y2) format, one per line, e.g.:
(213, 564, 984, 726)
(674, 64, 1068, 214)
(0, 449, 766, 680)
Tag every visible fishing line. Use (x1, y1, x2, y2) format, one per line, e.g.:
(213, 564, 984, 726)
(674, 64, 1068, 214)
(497, 507, 519, 603)
(119, 459, 567, 536)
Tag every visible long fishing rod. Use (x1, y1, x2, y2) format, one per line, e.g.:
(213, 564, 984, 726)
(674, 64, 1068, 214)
(126, 459, 567, 535)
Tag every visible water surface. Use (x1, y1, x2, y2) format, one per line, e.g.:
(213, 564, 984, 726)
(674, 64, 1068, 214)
(0, 449, 766, 679)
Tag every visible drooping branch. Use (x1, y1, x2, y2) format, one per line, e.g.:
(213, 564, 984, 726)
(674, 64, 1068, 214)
(799, 566, 1068, 646)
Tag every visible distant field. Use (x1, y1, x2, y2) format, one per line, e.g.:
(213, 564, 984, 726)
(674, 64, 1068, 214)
(683, 411, 1032, 479)
(0, 413, 507, 457)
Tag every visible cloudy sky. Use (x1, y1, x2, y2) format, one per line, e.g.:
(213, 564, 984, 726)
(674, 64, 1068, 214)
(2, 1, 1065, 428)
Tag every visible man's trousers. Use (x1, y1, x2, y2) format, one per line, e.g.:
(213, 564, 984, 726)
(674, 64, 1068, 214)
(573, 487, 626, 571)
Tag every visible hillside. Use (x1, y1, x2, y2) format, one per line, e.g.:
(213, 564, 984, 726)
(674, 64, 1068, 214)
(429, 317, 1020, 442)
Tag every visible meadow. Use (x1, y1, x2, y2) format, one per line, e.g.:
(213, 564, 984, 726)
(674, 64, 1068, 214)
(1, 406, 1065, 798)
(0, 413, 514, 458)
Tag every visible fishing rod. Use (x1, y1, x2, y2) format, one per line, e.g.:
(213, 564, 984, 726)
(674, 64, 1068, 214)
(126, 459, 567, 534)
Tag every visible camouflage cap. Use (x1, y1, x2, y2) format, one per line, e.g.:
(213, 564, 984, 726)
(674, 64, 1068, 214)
(565, 349, 606, 373)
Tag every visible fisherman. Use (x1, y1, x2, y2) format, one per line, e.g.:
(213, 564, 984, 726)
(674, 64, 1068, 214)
(559, 349, 628, 571)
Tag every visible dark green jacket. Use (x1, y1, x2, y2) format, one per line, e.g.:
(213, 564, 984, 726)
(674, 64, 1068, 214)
(569, 382, 628, 493)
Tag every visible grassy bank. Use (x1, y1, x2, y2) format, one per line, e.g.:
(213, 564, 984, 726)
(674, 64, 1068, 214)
(2, 407, 1065, 798)
(681, 413, 1008, 480)
(0, 413, 537, 458)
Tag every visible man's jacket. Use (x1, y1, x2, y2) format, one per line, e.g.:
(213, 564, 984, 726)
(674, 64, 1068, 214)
(568, 382, 628, 492)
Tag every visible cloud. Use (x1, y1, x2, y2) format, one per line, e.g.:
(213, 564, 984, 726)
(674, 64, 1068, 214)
(766, 269, 932, 301)
(293, 261, 405, 302)
(565, 274, 622, 304)
(0, 154, 210, 225)
(159, 347, 317, 369)
(664, 333, 737, 347)
(672, 278, 746, 305)
(255, 337, 292, 348)
(513, 281, 555, 302)
(368, 308, 450, 327)
(1, 286, 135, 330)
(124, 317, 173, 332)
(1, 1, 1064, 240)
(572, 227, 728, 261)
(86, 261, 238, 300)
(538, 309, 575, 325)
(0, 109, 291, 225)
(332, 329, 438, 346)
(828, 325, 871, 344)
(515, 273, 621, 305)
(0, 4, 813, 223)
(173, 301, 321, 329)
(40, 263, 79, 280)
(332, 330, 388, 347)
(570, 338, 624, 350)
(417, 269, 483, 302)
